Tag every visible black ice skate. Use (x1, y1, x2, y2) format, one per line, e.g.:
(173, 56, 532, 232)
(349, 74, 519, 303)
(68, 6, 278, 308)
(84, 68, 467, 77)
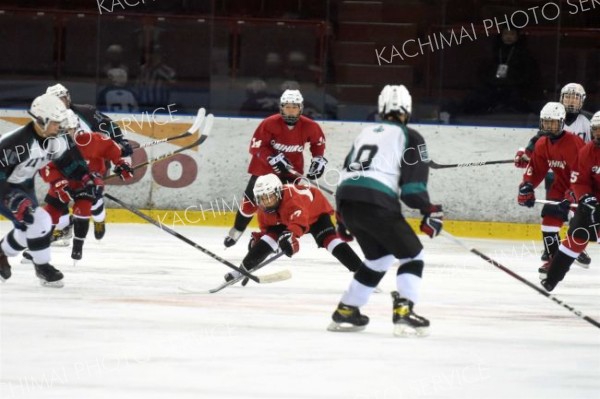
(71, 238, 84, 262)
(224, 228, 243, 248)
(94, 221, 106, 240)
(540, 249, 550, 262)
(327, 303, 369, 332)
(0, 248, 11, 282)
(391, 292, 429, 337)
(540, 278, 557, 292)
(575, 251, 591, 269)
(34, 263, 64, 288)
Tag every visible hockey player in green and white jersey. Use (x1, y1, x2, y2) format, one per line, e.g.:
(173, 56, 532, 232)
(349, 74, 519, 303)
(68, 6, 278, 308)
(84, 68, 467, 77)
(327, 85, 443, 337)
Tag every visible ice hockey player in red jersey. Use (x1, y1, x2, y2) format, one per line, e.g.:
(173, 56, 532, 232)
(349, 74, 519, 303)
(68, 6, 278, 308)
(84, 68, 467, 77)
(514, 83, 592, 265)
(38, 110, 133, 261)
(222, 174, 363, 283)
(540, 111, 600, 291)
(223, 89, 327, 248)
(517, 102, 585, 268)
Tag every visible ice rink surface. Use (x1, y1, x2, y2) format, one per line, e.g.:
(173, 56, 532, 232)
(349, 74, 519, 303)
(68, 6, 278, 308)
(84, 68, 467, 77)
(0, 221, 599, 399)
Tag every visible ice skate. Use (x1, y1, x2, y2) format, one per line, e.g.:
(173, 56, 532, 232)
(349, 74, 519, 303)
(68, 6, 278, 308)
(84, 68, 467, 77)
(34, 263, 64, 288)
(94, 221, 106, 240)
(327, 303, 369, 332)
(71, 238, 84, 264)
(0, 248, 11, 282)
(224, 227, 243, 248)
(575, 250, 591, 269)
(392, 292, 429, 337)
(540, 278, 557, 292)
(538, 260, 550, 280)
(51, 224, 73, 247)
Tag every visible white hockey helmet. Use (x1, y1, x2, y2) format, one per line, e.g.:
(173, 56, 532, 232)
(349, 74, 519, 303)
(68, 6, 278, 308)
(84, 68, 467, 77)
(60, 109, 80, 132)
(560, 83, 586, 113)
(29, 93, 68, 131)
(378, 84, 412, 124)
(46, 83, 71, 107)
(539, 102, 566, 136)
(590, 111, 600, 146)
(253, 173, 283, 213)
(280, 89, 304, 125)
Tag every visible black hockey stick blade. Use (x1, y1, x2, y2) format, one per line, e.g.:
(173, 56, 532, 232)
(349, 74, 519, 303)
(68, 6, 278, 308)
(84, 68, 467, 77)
(441, 231, 600, 329)
(104, 193, 263, 283)
(429, 159, 513, 169)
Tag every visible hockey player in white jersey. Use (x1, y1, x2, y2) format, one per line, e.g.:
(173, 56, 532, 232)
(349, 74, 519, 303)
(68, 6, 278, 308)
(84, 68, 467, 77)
(327, 85, 443, 336)
(0, 94, 91, 287)
(514, 83, 592, 266)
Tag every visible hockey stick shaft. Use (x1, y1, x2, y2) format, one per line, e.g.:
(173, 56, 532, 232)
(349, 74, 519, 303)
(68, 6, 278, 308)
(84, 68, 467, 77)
(429, 159, 513, 169)
(105, 113, 214, 182)
(104, 193, 261, 283)
(289, 169, 335, 196)
(535, 199, 578, 208)
(131, 131, 193, 150)
(441, 231, 600, 329)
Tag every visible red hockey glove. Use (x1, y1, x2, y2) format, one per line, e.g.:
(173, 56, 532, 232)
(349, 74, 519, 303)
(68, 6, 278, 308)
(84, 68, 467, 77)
(514, 148, 531, 168)
(5, 191, 34, 225)
(78, 173, 104, 201)
(113, 159, 133, 181)
(420, 204, 444, 238)
(517, 182, 535, 208)
(278, 230, 299, 257)
(52, 179, 72, 203)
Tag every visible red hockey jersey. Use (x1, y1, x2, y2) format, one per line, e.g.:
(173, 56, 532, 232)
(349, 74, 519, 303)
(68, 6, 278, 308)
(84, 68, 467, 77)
(41, 132, 123, 185)
(257, 184, 333, 238)
(248, 114, 325, 176)
(524, 132, 585, 199)
(571, 142, 600, 200)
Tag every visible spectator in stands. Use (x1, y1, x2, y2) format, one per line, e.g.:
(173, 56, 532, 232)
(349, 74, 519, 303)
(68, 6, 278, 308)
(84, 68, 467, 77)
(102, 44, 128, 77)
(239, 79, 280, 117)
(97, 68, 139, 113)
(448, 27, 539, 119)
(136, 46, 176, 110)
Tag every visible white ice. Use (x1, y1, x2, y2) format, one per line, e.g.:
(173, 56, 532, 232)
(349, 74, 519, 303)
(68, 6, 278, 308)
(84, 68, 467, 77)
(1, 221, 599, 399)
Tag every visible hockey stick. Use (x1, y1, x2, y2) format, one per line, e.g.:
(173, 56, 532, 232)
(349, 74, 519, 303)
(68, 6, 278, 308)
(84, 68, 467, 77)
(429, 159, 513, 169)
(127, 108, 205, 150)
(105, 113, 214, 182)
(180, 252, 288, 294)
(131, 131, 193, 150)
(288, 169, 336, 196)
(535, 199, 578, 209)
(440, 231, 600, 329)
(104, 193, 290, 284)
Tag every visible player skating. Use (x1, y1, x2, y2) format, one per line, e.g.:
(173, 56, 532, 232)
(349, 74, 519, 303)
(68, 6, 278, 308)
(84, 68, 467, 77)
(223, 89, 327, 248)
(517, 102, 585, 276)
(0, 94, 90, 287)
(46, 83, 133, 241)
(327, 85, 443, 337)
(222, 173, 363, 284)
(540, 111, 600, 291)
(514, 83, 592, 265)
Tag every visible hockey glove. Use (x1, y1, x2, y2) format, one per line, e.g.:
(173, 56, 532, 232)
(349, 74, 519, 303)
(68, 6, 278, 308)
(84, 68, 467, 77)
(579, 194, 599, 224)
(420, 204, 443, 238)
(307, 156, 328, 180)
(113, 160, 134, 181)
(278, 230, 299, 257)
(268, 153, 293, 175)
(336, 221, 353, 242)
(52, 179, 73, 203)
(5, 191, 34, 225)
(77, 173, 104, 201)
(120, 140, 134, 157)
(517, 182, 535, 208)
(514, 148, 531, 168)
